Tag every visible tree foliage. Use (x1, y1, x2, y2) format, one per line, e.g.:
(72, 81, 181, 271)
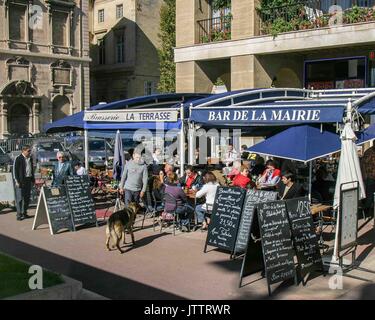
(157, 0, 176, 93)
(211, 0, 231, 11)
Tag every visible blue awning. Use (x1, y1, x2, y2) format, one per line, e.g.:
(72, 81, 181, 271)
(191, 104, 345, 127)
(44, 93, 208, 133)
(83, 120, 182, 130)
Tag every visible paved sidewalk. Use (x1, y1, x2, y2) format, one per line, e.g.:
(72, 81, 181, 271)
(1, 207, 375, 300)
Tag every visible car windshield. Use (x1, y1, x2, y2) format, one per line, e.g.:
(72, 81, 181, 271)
(37, 142, 63, 151)
(89, 140, 106, 151)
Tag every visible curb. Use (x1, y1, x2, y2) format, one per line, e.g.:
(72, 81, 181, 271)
(5, 275, 82, 300)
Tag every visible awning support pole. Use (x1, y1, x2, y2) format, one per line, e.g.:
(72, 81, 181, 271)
(180, 104, 185, 175)
(309, 161, 312, 202)
(84, 129, 89, 170)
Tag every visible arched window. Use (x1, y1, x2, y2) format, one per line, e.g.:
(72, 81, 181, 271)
(52, 95, 71, 121)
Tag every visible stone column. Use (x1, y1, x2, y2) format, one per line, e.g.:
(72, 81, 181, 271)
(47, 4, 53, 53)
(1, 101, 9, 137)
(32, 100, 40, 134)
(231, 55, 273, 90)
(68, 8, 74, 55)
(176, 61, 214, 93)
(176, 0, 210, 47)
(231, 0, 260, 40)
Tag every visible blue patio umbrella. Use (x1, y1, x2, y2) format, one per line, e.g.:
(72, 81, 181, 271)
(247, 125, 342, 163)
(113, 130, 125, 182)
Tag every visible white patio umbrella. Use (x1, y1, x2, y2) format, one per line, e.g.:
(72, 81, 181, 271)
(332, 122, 366, 261)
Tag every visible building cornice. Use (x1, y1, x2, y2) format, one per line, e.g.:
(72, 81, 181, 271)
(0, 48, 91, 63)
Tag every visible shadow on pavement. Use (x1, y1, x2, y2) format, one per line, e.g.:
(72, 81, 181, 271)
(0, 234, 184, 300)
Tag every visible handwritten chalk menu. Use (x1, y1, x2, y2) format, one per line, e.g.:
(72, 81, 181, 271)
(32, 186, 75, 235)
(65, 175, 97, 226)
(257, 201, 296, 290)
(204, 187, 246, 253)
(234, 190, 278, 255)
(285, 197, 322, 273)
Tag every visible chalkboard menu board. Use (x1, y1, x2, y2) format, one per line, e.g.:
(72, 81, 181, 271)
(65, 175, 97, 226)
(286, 197, 322, 274)
(33, 186, 75, 235)
(234, 190, 278, 256)
(257, 201, 296, 292)
(204, 187, 246, 253)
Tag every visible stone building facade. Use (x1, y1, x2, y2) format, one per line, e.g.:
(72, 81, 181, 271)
(0, 0, 90, 138)
(89, 0, 162, 104)
(174, 0, 375, 93)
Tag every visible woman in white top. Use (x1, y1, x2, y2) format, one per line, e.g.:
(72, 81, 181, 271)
(195, 172, 219, 230)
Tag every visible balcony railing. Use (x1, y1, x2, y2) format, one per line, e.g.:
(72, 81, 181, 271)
(259, 0, 375, 36)
(196, 15, 232, 44)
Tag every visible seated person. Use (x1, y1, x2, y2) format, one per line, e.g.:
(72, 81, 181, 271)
(257, 160, 281, 189)
(195, 172, 220, 230)
(227, 160, 242, 181)
(179, 165, 203, 190)
(232, 165, 254, 189)
(151, 175, 165, 209)
(278, 171, 304, 200)
(312, 167, 332, 203)
(251, 156, 265, 177)
(163, 172, 193, 232)
(159, 163, 174, 184)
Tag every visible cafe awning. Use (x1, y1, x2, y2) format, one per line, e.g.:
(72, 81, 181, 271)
(189, 88, 375, 128)
(44, 93, 208, 133)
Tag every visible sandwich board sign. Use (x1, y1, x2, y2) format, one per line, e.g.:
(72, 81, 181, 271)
(32, 186, 75, 235)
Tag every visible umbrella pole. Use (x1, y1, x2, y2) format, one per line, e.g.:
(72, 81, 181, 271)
(309, 161, 312, 202)
(179, 104, 185, 175)
(84, 129, 89, 170)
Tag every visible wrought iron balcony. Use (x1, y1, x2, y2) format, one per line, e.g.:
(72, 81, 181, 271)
(196, 15, 232, 44)
(258, 0, 375, 36)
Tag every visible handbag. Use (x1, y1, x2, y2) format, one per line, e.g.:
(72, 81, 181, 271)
(161, 211, 175, 221)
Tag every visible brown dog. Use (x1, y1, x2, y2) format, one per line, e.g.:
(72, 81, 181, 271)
(105, 202, 140, 253)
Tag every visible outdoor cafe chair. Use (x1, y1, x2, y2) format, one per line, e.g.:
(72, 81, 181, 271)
(160, 192, 180, 236)
(151, 190, 164, 231)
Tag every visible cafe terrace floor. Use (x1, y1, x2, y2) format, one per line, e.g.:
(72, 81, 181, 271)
(1, 207, 375, 300)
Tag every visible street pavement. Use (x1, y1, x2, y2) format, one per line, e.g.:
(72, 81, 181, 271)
(1, 206, 375, 300)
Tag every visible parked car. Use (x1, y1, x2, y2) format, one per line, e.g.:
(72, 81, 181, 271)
(31, 139, 66, 169)
(0, 146, 12, 172)
(68, 138, 113, 168)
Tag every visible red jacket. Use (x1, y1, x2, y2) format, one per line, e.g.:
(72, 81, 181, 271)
(232, 174, 252, 189)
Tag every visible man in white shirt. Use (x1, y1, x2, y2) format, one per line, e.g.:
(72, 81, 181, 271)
(223, 144, 239, 167)
(74, 162, 87, 176)
(13, 145, 35, 221)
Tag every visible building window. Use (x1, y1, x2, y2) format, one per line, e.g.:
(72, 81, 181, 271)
(116, 4, 123, 19)
(98, 9, 104, 23)
(98, 39, 106, 64)
(51, 60, 72, 86)
(53, 11, 69, 46)
(144, 81, 157, 96)
(305, 57, 367, 89)
(9, 3, 27, 41)
(116, 32, 125, 63)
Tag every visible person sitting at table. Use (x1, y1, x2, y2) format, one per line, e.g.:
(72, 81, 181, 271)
(52, 151, 74, 187)
(257, 160, 281, 189)
(195, 172, 220, 230)
(251, 156, 265, 177)
(179, 165, 203, 190)
(232, 165, 253, 189)
(163, 172, 193, 232)
(227, 160, 242, 181)
(278, 171, 304, 200)
(159, 163, 174, 184)
(73, 161, 87, 176)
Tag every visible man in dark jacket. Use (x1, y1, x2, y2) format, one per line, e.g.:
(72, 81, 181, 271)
(278, 171, 304, 200)
(13, 145, 35, 221)
(179, 165, 203, 190)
